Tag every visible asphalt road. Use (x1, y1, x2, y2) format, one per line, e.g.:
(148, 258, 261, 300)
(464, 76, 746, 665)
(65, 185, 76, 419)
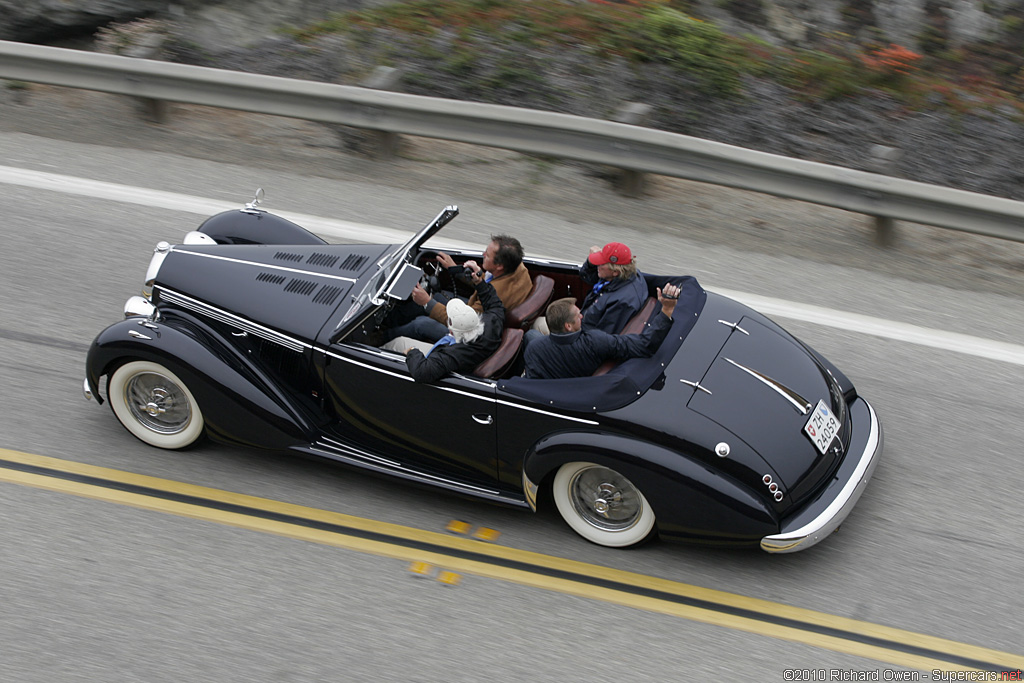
(1, 96, 1023, 681)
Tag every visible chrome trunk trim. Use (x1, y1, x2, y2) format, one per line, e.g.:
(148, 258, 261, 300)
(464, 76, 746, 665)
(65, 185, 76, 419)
(718, 319, 749, 335)
(680, 379, 712, 395)
(725, 358, 811, 415)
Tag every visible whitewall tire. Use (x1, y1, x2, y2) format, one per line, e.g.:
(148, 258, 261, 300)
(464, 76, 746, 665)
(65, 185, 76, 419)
(552, 461, 656, 547)
(108, 360, 205, 450)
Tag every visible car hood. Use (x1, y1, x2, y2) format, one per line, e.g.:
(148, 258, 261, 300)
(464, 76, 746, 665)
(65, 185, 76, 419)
(153, 243, 389, 343)
(686, 314, 840, 490)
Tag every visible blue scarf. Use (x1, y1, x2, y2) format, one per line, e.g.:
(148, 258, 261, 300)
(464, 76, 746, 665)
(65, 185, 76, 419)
(426, 334, 456, 357)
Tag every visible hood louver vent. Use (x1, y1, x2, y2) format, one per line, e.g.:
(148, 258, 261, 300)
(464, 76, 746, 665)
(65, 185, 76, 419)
(313, 285, 343, 305)
(307, 252, 340, 268)
(274, 251, 304, 263)
(340, 254, 369, 272)
(284, 279, 318, 296)
(256, 272, 287, 285)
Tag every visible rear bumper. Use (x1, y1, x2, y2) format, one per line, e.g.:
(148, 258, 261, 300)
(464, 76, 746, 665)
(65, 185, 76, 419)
(761, 398, 882, 553)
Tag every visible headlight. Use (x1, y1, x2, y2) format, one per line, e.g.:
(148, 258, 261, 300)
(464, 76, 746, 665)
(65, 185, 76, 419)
(124, 295, 156, 319)
(142, 241, 171, 300)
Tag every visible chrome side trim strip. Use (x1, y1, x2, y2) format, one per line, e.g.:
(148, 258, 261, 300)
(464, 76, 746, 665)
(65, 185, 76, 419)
(495, 400, 600, 425)
(157, 288, 310, 352)
(317, 436, 400, 468)
(307, 440, 506, 498)
(321, 349, 598, 423)
(321, 348, 413, 381)
(448, 374, 498, 389)
(436, 385, 498, 403)
(725, 358, 811, 415)
(170, 247, 359, 284)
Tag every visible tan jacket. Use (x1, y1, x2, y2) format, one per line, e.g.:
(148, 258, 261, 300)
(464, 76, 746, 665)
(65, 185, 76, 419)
(429, 263, 533, 325)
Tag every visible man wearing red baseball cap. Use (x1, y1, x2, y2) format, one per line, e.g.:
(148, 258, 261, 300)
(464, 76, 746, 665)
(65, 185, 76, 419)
(588, 242, 632, 267)
(578, 241, 648, 334)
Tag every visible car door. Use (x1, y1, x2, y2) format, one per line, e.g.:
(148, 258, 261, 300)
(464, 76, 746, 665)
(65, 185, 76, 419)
(321, 343, 501, 487)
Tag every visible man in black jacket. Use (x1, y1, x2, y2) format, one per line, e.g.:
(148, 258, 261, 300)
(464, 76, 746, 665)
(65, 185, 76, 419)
(403, 274, 505, 383)
(523, 283, 680, 380)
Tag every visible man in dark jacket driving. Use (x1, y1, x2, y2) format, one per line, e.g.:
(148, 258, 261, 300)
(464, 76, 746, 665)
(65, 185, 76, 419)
(403, 274, 505, 383)
(523, 282, 680, 380)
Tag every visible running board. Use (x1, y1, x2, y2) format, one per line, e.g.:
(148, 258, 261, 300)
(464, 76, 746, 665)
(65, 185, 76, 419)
(293, 439, 529, 509)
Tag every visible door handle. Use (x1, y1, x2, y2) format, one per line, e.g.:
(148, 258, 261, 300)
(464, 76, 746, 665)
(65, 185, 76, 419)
(472, 414, 493, 425)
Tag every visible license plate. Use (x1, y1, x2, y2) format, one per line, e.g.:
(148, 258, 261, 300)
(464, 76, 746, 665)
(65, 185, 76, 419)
(804, 399, 841, 454)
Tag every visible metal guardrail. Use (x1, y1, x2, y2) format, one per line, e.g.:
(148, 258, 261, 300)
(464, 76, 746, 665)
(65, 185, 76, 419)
(2, 39, 1023, 243)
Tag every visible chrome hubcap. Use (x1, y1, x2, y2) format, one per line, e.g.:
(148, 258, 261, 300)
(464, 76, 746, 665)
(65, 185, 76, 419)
(569, 466, 642, 532)
(124, 372, 191, 434)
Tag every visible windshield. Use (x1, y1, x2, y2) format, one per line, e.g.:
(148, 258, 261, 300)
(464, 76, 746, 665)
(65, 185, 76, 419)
(332, 205, 459, 337)
(370, 205, 460, 304)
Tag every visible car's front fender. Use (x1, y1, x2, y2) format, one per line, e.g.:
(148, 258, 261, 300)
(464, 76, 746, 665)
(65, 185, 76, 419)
(523, 430, 778, 546)
(86, 318, 317, 450)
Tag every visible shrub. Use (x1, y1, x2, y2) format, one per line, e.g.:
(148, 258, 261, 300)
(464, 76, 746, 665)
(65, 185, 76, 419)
(94, 18, 168, 55)
(860, 43, 923, 83)
(627, 6, 744, 95)
(778, 48, 867, 100)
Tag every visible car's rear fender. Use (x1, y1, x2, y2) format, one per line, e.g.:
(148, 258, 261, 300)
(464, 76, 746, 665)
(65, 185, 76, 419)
(523, 431, 779, 545)
(86, 318, 317, 450)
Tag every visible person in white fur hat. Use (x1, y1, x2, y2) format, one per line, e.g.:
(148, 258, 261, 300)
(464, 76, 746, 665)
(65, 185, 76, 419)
(397, 272, 505, 383)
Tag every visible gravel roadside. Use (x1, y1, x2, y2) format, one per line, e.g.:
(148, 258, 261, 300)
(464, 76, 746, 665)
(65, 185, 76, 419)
(1, 83, 1022, 298)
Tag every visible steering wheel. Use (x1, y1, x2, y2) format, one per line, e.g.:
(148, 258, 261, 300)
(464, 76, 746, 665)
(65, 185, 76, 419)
(420, 261, 442, 294)
(416, 251, 455, 295)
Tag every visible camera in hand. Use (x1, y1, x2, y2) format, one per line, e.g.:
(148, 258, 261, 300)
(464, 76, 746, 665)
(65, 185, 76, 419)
(460, 265, 478, 282)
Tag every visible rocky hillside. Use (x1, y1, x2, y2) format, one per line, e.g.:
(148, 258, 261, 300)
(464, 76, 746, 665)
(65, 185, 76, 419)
(163, 1, 1024, 202)
(5, 0, 1024, 200)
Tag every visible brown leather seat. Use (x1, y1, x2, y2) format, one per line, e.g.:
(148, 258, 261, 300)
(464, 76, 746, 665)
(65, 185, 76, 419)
(472, 275, 554, 379)
(592, 297, 658, 376)
(506, 275, 554, 329)
(473, 328, 525, 379)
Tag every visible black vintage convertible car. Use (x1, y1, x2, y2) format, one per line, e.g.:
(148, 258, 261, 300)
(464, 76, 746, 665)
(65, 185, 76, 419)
(84, 191, 882, 552)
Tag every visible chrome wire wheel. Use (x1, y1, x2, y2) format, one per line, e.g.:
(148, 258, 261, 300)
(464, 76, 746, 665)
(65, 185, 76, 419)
(108, 361, 205, 450)
(125, 372, 191, 434)
(552, 462, 655, 547)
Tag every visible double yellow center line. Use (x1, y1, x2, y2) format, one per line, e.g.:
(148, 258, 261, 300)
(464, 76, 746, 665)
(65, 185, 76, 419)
(1, 448, 1020, 674)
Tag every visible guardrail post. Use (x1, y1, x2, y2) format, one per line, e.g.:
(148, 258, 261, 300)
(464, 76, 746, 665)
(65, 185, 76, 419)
(5, 80, 31, 104)
(362, 66, 403, 159)
(868, 145, 902, 246)
(611, 102, 652, 198)
(123, 35, 168, 123)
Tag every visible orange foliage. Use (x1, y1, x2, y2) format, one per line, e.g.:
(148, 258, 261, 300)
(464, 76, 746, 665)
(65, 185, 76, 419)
(860, 44, 922, 76)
